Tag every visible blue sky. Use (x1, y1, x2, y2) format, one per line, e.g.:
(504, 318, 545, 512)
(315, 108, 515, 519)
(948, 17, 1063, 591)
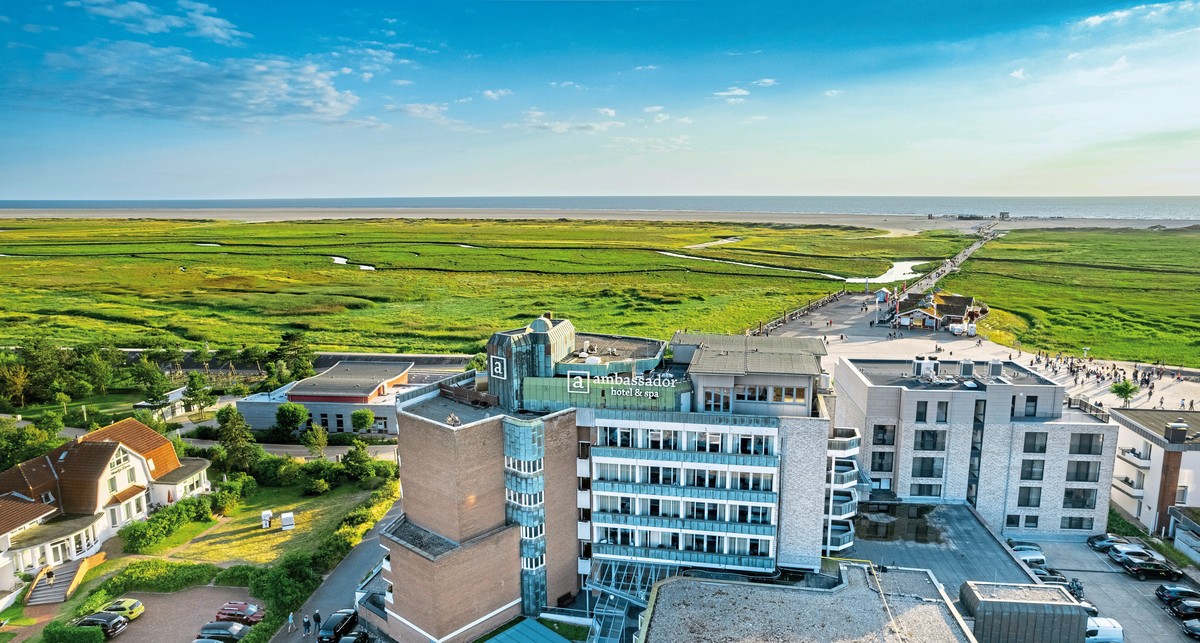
(1, 1, 1198, 198)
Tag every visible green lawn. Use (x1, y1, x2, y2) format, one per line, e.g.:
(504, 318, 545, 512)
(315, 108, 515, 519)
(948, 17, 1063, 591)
(143, 518, 219, 555)
(168, 484, 371, 565)
(0, 218, 971, 353)
(16, 392, 144, 420)
(537, 618, 590, 641)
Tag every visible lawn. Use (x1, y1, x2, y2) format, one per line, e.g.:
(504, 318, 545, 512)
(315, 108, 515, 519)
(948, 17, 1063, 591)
(0, 218, 971, 353)
(168, 484, 371, 565)
(142, 518, 219, 555)
(16, 392, 144, 420)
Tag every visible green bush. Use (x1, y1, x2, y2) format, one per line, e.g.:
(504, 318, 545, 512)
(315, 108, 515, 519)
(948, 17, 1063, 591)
(249, 552, 322, 613)
(44, 622, 104, 643)
(183, 425, 220, 440)
(213, 564, 262, 587)
(211, 490, 240, 515)
(118, 495, 215, 553)
(357, 476, 388, 491)
(371, 459, 398, 479)
(218, 472, 258, 499)
(304, 478, 331, 496)
(240, 612, 286, 643)
(76, 560, 219, 617)
(251, 454, 303, 487)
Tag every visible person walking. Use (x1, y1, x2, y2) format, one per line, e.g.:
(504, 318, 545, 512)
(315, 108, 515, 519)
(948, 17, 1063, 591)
(302, 615, 311, 637)
(46, 570, 54, 587)
(313, 610, 322, 633)
(288, 612, 295, 633)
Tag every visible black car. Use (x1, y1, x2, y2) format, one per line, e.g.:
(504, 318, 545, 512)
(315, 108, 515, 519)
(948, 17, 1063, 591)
(1031, 566, 1068, 583)
(1184, 619, 1200, 640)
(1087, 533, 1131, 552)
(196, 621, 248, 642)
(338, 633, 372, 643)
(76, 611, 129, 639)
(1170, 600, 1200, 619)
(1159, 585, 1200, 604)
(1123, 558, 1184, 582)
(317, 609, 359, 643)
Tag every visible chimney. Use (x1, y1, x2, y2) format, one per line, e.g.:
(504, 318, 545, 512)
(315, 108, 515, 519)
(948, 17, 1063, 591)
(1166, 418, 1190, 444)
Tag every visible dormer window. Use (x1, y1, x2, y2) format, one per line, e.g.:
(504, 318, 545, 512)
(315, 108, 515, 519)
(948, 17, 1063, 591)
(148, 459, 156, 471)
(41, 492, 54, 504)
(110, 450, 130, 471)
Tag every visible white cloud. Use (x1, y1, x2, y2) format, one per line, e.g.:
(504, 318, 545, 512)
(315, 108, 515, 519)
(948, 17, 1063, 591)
(675, 116, 693, 125)
(0, 16, 10, 23)
(360, 72, 373, 82)
(482, 88, 512, 100)
(454, 97, 473, 103)
(383, 17, 397, 24)
(1010, 68, 1028, 80)
(65, 0, 248, 44)
(388, 102, 476, 131)
(725, 98, 745, 104)
(597, 107, 616, 117)
(178, 0, 249, 45)
(392, 79, 413, 86)
(653, 113, 669, 123)
(519, 108, 624, 134)
(643, 105, 664, 113)
(713, 86, 750, 97)
(550, 81, 584, 89)
(1079, 8, 1136, 28)
(752, 78, 778, 86)
(1076, 2, 1197, 28)
(634, 64, 659, 71)
(823, 89, 844, 97)
(726, 50, 762, 56)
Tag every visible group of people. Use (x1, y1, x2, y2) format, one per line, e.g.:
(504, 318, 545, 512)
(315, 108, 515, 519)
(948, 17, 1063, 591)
(287, 609, 321, 637)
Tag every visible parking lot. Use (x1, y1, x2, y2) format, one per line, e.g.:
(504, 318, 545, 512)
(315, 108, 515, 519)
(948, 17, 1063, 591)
(121, 585, 256, 643)
(1038, 541, 1193, 642)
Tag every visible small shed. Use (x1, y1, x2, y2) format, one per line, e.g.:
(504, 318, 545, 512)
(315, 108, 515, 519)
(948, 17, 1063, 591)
(280, 512, 295, 531)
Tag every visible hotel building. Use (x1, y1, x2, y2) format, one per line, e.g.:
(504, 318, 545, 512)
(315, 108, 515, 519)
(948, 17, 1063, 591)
(1105, 409, 1200, 540)
(357, 315, 854, 643)
(834, 356, 1118, 538)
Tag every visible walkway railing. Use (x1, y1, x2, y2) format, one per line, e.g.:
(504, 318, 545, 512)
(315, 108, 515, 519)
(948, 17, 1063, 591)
(749, 289, 848, 336)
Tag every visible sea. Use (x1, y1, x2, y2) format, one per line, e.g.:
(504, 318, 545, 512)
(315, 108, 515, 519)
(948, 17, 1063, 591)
(1, 196, 1198, 220)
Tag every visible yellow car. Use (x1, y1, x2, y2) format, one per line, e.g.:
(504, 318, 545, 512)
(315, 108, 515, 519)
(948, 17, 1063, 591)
(101, 598, 145, 620)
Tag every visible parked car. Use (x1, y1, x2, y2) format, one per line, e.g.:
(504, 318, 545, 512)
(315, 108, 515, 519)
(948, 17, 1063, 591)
(1078, 600, 1100, 617)
(1088, 533, 1131, 552)
(1183, 618, 1200, 640)
(101, 598, 145, 621)
(338, 633, 372, 643)
(1006, 539, 1043, 552)
(1108, 544, 1165, 564)
(1158, 584, 1200, 604)
(317, 609, 359, 643)
(1030, 566, 1068, 583)
(215, 601, 264, 625)
(1170, 600, 1200, 620)
(197, 621, 249, 642)
(76, 612, 129, 639)
(1123, 558, 1183, 582)
(1085, 617, 1124, 643)
(1015, 550, 1047, 567)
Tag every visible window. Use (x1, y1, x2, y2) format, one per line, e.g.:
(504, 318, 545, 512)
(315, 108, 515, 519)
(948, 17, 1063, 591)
(737, 435, 771, 455)
(594, 463, 635, 482)
(1020, 460, 1044, 481)
(107, 477, 117, 494)
(703, 388, 731, 412)
(521, 555, 546, 570)
(872, 425, 896, 446)
(684, 534, 720, 553)
(779, 387, 806, 403)
(335, 414, 344, 430)
(909, 484, 942, 497)
(735, 385, 769, 402)
(1179, 486, 1190, 504)
(520, 524, 545, 539)
(505, 489, 544, 507)
(319, 414, 328, 429)
(735, 472, 774, 492)
(936, 401, 949, 423)
(127, 468, 136, 484)
(646, 499, 680, 518)
(1006, 514, 1020, 527)
(648, 429, 679, 450)
(40, 492, 54, 504)
(913, 430, 946, 451)
(1069, 433, 1103, 455)
(134, 496, 144, 515)
(1023, 432, 1048, 454)
(685, 502, 721, 521)
(1063, 489, 1097, 509)
(1061, 517, 1095, 530)
(696, 432, 723, 453)
(1018, 487, 1041, 507)
(685, 469, 727, 489)
(1065, 461, 1100, 482)
(107, 507, 120, 528)
(504, 456, 543, 475)
(1025, 515, 1039, 528)
(871, 452, 894, 473)
(735, 505, 772, 524)
(911, 457, 944, 478)
(109, 450, 129, 471)
(915, 401, 928, 423)
(147, 459, 155, 471)
(600, 426, 632, 448)
(643, 466, 679, 486)
(1024, 396, 1038, 416)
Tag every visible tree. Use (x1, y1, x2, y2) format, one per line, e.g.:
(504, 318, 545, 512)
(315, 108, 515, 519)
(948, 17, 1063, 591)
(274, 402, 309, 435)
(147, 341, 186, 377)
(272, 332, 316, 380)
(217, 406, 258, 472)
(54, 391, 71, 415)
(239, 345, 269, 376)
(301, 424, 328, 460)
(182, 372, 217, 419)
(342, 439, 374, 481)
(465, 353, 487, 373)
(131, 409, 169, 435)
(0, 417, 65, 471)
(350, 409, 375, 433)
(0, 363, 30, 407)
(34, 411, 64, 433)
(213, 346, 240, 380)
(17, 335, 69, 404)
(1110, 379, 1140, 408)
(132, 356, 172, 406)
(76, 344, 120, 395)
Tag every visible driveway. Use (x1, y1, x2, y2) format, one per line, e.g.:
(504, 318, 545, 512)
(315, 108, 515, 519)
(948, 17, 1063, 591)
(122, 585, 254, 643)
(1038, 541, 1192, 642)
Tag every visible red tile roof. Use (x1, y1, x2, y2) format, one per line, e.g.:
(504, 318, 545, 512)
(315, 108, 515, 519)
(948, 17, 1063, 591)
(81, 419, 181, 480)
(107, 485, 147, 507)
(50, 440, 120, 514)
(0, 492, 57, 536)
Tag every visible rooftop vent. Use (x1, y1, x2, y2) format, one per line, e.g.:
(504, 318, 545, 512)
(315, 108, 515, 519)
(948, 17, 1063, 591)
(1167, 419, 1190, 444)
(989, 360, 1003, 378)
(960, 360, 974, 378)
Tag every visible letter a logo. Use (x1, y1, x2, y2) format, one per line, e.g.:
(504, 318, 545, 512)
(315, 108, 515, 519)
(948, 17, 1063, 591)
(489, 355, 508, 380)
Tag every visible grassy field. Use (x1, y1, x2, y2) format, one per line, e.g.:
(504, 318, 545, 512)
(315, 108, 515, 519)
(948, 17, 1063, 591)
(143, 518, 219, 555)
(0, 218, 971, 353)
(168, 484, 371, 565)
(941, 226, 1200, 366)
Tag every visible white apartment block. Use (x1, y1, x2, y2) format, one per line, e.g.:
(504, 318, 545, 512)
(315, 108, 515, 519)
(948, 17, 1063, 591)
(835, 356, 1118, 538)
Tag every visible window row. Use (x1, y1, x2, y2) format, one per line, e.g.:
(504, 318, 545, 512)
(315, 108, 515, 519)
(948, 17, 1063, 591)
(733, 385, 806, 403)
(521, 555, 545, 570)
(595, 526, 772, 557)
(505, 489, 544, 507)
(1006, 514, 1040, 528)
(914, 400, 950, 423)
(594, 495, 774, 524)
(593, 463, 775, 492)
(1016, 487, 1099, 510)
(520, 524, 545, 540)
(910, 484, 942, 497)
(596, 426, 775, 456)
(1022, 432, 1105, 455)
(504, 456, 544, 475)
(1020, 459, 1101, 482)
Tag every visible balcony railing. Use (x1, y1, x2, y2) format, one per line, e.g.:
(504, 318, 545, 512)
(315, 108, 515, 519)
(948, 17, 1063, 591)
(590, 446, 778, 468)
(825, 494, 858, 520)
(828, 427, 861, 456)
(1117, 447, 1152, 470)
(591, 480, 777, 504)
(592, 543, 775, 571)
(824, 520, 855, 550)
(1112, 476, 1145, 499)
(591, 511, 776, 537)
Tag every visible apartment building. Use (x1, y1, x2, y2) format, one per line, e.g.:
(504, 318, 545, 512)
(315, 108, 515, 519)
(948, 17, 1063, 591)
(1106, 409, 1200, 537)
(834, 356, 1117, 538)
(359, 315, 851, 643)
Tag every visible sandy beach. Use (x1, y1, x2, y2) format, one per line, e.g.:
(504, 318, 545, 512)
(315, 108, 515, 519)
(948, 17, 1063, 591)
(0, 207, 1195, 234)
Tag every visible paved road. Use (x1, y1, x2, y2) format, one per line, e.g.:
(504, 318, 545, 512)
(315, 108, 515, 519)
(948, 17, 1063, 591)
(51, 425, 399, 462)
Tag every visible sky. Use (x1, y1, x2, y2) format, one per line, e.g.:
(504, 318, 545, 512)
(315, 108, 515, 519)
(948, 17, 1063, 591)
(1, 1, 1199, 199)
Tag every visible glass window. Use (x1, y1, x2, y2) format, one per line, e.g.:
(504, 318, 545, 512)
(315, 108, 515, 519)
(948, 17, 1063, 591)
(909, 483, 942, 497)
(1024, 396, 1038, 416)
(915, 401, 928, 423)
(1020, 460, 1044, 481)
(107, 477, 117, 493)
(871, 452, 894, 473)
(1006, 514, 1020, 527)
(872, 425, 896, 446)
(913, 430, 946, 451)
(703, 388, 731, 412)
(1179, 486, 1190, 504)
(1018, 486, 1041, 507)
(1066, 461, 1100, 482)
(1060, 517, 1094, 530)
(936, 401, 949, 423)
(1063, 489, 1097, 509)
(1025, 515, 1039, 528)
(1023, 432, 1048, 454)
(521, 554, 546, 570)
(127, 468, 136, 483)
(1069, 433, 1103, 455)
(911, 457, 944, 478)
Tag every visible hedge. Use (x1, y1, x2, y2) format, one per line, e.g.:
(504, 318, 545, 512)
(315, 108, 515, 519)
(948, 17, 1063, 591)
(213, 564, 261, 587)
(43, 622, 103, 643)
(119, 496, 213, 553)
(75, 560, 220, 617)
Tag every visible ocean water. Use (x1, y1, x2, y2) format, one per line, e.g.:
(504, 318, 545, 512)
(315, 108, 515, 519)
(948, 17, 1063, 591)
(1, 196, 1198, 220)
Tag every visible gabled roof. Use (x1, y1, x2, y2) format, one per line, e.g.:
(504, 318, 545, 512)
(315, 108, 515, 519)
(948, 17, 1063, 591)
(107, 485, 146, 507)
(0, 455, 59, 502)
(81, 418, 181, 480)
(688, 349, 822, 377)
(50, 440, 120, 514)
(0, 492, 57, 537)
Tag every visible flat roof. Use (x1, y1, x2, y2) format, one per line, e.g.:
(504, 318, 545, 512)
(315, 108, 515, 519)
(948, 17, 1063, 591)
(963, 581, 1076, 605)
(688, 349, 822, 376)
(384, 517, 459, 560)
(10, 512, 103, 550)
(558, 333, 664, 365)
(849, 358, 1056, 389)
(1111, 409, 1200, 445)
(153, 457, 210, 485)
(641, 565, 970, 643)
(402, 395, 506, 427)
(288, 360, 413, 397)
(671, 332, 829, 357)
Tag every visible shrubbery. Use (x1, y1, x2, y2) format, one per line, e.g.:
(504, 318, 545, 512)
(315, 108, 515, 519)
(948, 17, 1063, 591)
(43, 622, 104, 643)
(183, 425, 220, 440)
(303, 478, 331, 495)
(251, 454, 304, 487)
(119, 495, 213, 553)
(213, 564, 261, 587)
(75, 560, 220, 617)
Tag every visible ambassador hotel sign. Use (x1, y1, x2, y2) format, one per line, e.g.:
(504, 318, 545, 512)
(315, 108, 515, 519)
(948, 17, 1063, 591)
(566, 371, 679, 399)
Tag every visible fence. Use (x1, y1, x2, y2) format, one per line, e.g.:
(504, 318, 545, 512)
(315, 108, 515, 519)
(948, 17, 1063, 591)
(748, 289, 848, 336)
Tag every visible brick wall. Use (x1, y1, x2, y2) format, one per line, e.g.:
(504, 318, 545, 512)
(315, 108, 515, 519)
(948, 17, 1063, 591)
(776, 416, 830, 570)
(542, 410, 581, 608)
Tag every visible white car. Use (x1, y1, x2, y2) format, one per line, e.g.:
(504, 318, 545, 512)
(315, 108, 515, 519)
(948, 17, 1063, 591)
(1107, 543, 1165, 564)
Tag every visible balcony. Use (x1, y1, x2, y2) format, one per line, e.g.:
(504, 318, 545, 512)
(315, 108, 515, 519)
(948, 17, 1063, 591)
(824, 490, 858, 520)
(589, 446, 778, 469)
(578, 558, 592, 575)
(592, 543, 775, 571)
(577, 458, 590, 477)
(827, 458, 860, 489)
(828, 427, 861, 458)
(1112, 476, 1145, 499)
(823, 520, 855, 552)
(381, 554, 391, 572)
(591, 511, 776, 537)
(1117, 447, 1152, 470)
(577, 489, 591, 509)
(578, 521, 591, 540)
(591, 480, 778, 504)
